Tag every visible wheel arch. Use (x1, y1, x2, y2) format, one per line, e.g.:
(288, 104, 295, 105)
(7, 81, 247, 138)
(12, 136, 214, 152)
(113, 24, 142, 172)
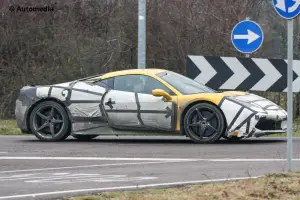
(26, 97, 72, 133)
(180, 100, 228, 134)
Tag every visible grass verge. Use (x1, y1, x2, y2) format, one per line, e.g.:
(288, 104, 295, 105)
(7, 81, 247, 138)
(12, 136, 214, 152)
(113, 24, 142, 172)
(0, 120, 23, 135)
(66, 172, 300, 200)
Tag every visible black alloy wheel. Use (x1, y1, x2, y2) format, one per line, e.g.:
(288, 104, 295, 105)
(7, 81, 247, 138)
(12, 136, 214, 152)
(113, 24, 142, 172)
(29, 101, 70, 141)
(184, 103, 226, 143)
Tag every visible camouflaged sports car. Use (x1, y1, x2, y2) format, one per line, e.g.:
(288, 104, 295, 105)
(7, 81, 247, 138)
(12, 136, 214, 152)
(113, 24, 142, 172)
(15, 69, 288, 143)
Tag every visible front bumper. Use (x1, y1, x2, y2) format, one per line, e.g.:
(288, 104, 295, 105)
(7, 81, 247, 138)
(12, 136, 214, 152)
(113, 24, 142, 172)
(253, 130, 286, 137)
(227, 112, 287, 138)
(251, 115, 287, 137)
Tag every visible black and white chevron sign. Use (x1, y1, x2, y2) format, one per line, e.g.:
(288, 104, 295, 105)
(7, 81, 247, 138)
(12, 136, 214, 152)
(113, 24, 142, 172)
(186, 56, 300, 92)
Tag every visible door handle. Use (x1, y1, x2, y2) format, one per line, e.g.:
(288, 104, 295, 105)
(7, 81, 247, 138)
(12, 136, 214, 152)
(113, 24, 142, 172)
(105, 98, 116, 109)
(105, 98, 115, 104)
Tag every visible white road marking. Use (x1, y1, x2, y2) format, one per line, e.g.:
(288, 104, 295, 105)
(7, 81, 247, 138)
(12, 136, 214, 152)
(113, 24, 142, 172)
(0, 152, 7, 154)
(0, 173, 104, 181)
(209, 158, 300, 162)
(0, 172, 157, 184)
(0, 156, 198, 161)
(53, 173, 69, 175)
(0, 157, 297, 175)
(25, 174, 157, 184)
(10, 174, 34, 178)
(25, 174, 125, 183)
(1, 156, 300, 162)
(0, 161, 187, 174)
(0, 176, 260, 199)
(0, 174, 35, 179)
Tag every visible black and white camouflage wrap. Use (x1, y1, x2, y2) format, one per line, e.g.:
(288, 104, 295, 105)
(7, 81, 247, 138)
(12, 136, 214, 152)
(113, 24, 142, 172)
(15, 79, 287, 138)
(219, 93, 287, 138)
(15, 80, 175, 136)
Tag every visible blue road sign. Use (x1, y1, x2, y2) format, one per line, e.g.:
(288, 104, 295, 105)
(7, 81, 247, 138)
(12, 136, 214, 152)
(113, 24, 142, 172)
(272, 0, 300, 19)
(231, 20, 264, 54)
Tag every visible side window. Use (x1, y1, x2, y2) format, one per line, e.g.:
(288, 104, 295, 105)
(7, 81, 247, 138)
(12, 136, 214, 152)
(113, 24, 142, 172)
(113, 75, 140, 93)
(143, 76, 175, 95)
(94, 78, 114, 89)
(113, 75, 175, 95)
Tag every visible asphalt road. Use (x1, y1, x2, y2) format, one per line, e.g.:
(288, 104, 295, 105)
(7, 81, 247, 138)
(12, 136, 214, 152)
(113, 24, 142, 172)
(1, 135, 300, 200)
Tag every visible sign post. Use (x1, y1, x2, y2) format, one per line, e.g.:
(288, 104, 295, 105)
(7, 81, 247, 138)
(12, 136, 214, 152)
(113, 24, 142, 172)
(245, 17, 251, 58)
(138, 0, 146, 69)
(272, 0, 300, 171)
(287, 19, 294, 171)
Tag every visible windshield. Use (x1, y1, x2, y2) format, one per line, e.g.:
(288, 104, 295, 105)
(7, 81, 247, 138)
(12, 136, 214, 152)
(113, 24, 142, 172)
(156, 71, 216, 94)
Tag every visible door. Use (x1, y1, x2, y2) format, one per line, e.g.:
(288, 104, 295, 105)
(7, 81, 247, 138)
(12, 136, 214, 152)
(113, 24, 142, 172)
(67, 80, 113, 135)
(135, 93, 176, 131)
(102, 74, 177, 131)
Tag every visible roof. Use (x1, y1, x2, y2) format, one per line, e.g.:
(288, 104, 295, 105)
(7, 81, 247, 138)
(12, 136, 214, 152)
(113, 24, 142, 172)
(99, 68, 167, 79)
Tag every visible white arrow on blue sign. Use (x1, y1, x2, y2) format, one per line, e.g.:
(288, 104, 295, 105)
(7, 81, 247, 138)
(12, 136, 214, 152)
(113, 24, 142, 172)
(231, 20, 264, 54)
(273, 0, 300, 19)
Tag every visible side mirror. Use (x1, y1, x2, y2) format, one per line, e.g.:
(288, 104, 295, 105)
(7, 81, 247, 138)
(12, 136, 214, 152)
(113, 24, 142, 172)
(152, 89, 172, 101)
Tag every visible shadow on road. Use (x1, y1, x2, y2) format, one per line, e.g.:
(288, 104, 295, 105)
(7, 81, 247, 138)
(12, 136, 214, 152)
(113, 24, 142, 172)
(20, 136, 288, 145)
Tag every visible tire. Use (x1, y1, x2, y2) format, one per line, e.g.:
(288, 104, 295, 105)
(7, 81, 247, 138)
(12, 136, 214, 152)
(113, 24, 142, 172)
(183, 103, 226, 144)
(29, 101, 70, 141)
(72, 135, 98, 140)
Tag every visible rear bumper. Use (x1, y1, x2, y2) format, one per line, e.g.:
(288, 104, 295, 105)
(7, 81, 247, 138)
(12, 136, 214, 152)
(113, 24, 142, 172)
(15, 99, 30, 133)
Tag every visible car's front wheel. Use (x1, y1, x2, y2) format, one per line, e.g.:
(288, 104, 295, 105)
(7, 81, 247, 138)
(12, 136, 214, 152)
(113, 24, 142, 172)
(29, 101, 70, 141)
(183, 103, 226, 144)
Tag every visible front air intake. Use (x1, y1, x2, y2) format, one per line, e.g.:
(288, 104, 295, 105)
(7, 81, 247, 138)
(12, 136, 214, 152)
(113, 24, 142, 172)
(255, 118, 283, 130)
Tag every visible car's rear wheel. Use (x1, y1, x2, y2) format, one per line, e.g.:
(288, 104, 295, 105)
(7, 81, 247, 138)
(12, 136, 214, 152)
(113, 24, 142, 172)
(29, 101, 70, 141)
(72, 135, 98, 140)
(183, 103, 226, 144)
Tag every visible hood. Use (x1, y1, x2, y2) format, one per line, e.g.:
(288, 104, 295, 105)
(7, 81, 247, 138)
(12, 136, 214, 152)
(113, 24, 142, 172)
(187, 91, 287, 119)
(228, 93, 287, 119)
(220, 91, 249, 96)
(210, 91, 285, 113)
